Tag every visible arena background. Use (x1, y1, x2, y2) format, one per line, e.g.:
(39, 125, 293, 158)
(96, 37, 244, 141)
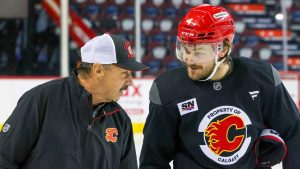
(1, 0, 300, 168)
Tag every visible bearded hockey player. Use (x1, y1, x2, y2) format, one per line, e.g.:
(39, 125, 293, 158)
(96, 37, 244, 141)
(140, 4, 300, 169)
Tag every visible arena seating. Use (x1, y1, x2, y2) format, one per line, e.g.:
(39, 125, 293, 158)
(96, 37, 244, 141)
(0, 0, 300, 76)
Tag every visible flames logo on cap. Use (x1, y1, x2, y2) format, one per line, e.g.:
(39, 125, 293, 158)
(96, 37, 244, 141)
(205, 115, 245, 155)
(124, 41, 134, 59)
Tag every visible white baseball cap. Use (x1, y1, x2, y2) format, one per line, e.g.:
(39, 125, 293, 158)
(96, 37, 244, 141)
(81, 33, 149, 71)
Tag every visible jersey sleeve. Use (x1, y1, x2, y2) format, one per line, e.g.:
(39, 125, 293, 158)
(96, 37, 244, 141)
(120, 115, 138, 169)
(0, 91, 41, 168)
(262, 66, 300, 169)
(139, 81, 179, 169)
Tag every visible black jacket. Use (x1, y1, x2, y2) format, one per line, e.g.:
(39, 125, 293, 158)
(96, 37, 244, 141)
(140, 57, 300, 169)
(0, 71, 138, 169)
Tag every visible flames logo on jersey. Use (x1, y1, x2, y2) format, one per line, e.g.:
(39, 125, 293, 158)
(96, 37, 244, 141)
(205, 115, 245, 155)
(105, 128, 118, 143)
(198, 106, 252, 165)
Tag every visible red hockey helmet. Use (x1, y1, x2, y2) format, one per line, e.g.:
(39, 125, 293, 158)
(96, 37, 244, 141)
(177, 4, 235, 44)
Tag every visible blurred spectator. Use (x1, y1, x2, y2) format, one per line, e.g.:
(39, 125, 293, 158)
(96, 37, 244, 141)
(0, 20, 20, 75)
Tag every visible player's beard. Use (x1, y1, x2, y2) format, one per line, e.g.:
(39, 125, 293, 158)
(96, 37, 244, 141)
(186, 61, 216, 81)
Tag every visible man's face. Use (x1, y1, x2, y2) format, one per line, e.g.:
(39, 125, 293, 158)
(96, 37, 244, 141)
(181, 44, 217, 80)
(102, 65, 133, 101)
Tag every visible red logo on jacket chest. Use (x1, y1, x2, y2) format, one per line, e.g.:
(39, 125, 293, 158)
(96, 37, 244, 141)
(105, 128, 118, 143)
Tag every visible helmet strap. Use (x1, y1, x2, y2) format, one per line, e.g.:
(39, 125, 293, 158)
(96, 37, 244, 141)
(198, 52, 226, 81)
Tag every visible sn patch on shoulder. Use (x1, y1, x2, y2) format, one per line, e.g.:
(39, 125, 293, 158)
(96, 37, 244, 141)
(177, 98, 199, 116)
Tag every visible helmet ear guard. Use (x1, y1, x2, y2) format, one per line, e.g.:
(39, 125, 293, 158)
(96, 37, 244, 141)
(255, 129, 287, 168)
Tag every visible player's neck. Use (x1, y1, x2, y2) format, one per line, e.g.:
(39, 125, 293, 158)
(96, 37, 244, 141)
(211, 62, 230, 81)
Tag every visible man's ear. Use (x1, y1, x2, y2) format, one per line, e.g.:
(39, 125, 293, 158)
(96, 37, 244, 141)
(219, 46, 229, 58)
(92, 63, 105, 78)
(218, 40, 231, 58)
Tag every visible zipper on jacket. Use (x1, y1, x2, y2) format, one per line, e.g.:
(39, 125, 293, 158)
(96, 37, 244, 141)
(81, 124, 93, 169)
(82, 107, 120, 168)
(81, 97, 93, 162)
(82, 126, 92, 153)
(82, 109, 106, 158)
(85, 124, 93, 149)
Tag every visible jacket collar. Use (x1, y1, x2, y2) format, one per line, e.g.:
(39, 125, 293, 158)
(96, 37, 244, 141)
(68, 69, 92, 106)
